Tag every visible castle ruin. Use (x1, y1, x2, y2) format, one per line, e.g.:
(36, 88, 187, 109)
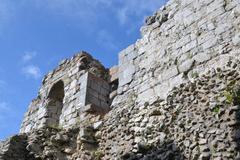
(1, 0, 240, 159)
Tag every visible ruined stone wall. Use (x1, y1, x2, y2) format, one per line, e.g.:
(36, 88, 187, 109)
(20, 52, 110, 133)
(10, 0, 240, 159)
(116, 0, 240, 107)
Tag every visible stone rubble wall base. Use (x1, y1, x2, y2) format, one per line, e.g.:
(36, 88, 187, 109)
(3, 0, 240, 159)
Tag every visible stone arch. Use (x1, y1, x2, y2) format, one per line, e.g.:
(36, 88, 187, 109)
(46, 80, 65, 128)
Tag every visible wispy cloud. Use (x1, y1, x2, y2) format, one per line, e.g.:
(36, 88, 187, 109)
(22, 65, 41, 79)
(21, 51, 41, 79)
(26, 0, 166, 27)
(0, 102, 11, 121)
(29, 0, 112, 25)
(96, 30, 118, 50)
(116, 0, 167, 25)
(22, 51, 37, 62)
(0, 102, 9, 112)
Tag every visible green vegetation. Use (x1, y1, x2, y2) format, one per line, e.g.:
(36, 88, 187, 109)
(191, 72, 199, 78)
(220, 81, 240, 105)
(92, 150, 104, 160)
(213, 105, 220, 113)
(232, 85, 240, 105)
(223, 91, 233, 104)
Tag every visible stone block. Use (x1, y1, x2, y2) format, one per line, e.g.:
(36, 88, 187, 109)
(138, 88, 155, 103)
(193, 52, 211, 63)
(160, 66, 179, 81)
(82, 104, 93, 113)
(100, 87, 109, 97)
(232, 33, 240, 46)
(119, 64, 136, 86)
(202, 37, 217, 50)
(178, 59, 195, 73)
(88, 88, 99, 99)
(100, 101, 109, 109)
(87, 95, 100, 107)
(153, 82, 169, 100)
(182, 40, 197, 53)
(93, 121, 103, 130)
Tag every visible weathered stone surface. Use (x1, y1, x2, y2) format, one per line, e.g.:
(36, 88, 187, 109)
(20, 52, 111, 133)
(2, 0, 240, 159)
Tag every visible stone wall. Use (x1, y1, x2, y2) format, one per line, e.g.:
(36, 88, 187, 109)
(99, 59, 240, 159)
(10, 0, 240, 159)
(85, 72, 110, 114)
(20, 52, 110, 133)
(0, 135, 34, 160)
(116, 0, 240, 107)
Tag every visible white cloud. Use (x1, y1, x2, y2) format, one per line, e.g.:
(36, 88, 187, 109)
(22, 51, 37, 62)
(22, 65, 41, 79)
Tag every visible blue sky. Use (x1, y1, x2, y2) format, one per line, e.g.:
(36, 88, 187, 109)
(0, 0, 167, 140)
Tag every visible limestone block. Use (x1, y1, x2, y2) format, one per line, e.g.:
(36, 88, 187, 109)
(183, 14, 196, 26)
(198, 32, 214, 45)
(89, 80, 101, 92)
(208, 7, 225, 19)
(138, 81, 151, 93)
(64, 107, 72, 116)
(202, 37, 217, 50)
(178, 59, 195, 73)
(215, 23, 232, 35)
(93, 121, 103, 130)
(70, 79, 77, 89)
(87, 95, 100, 107)
(119, 64, 136, 87)
(193, 52, 211, 63)
(174, 35, 191, 49)
(182, 40, 197, 53)
(153, 82, 169, 100)
(207, 0, 225, 13)
(68, 118, 78, 126)
(88, 88, 99, 99)
(119, 44, 135, 65)
(138, 88, 155, 103)
(169, 73, 186, 89)
(232, 32, 240, 46)
(101, 81, 110, 90)
(159, 65, 179, 81)
(100, 101, 109, 110)
(100, 87, 109, 97)
(24, 124, 33, 133)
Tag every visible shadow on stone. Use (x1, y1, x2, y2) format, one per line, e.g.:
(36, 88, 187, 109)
(233, 105, 240, 158)
(0, 134, 35, 160)
(121, 141, 184, 160)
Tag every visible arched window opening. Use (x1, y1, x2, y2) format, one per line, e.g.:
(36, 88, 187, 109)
(46, 80, 64, 128)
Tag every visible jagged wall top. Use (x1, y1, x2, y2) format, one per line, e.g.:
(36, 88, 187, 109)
(115, 0, 240, 106)
(20, 51, 111, 133)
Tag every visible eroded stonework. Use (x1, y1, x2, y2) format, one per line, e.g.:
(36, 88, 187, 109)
(1, 0, 240, 159)
(20, 52, 111, 133)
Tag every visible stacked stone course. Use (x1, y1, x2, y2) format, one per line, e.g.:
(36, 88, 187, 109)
(20, 51, 111, 133)
(1, 0, 240, 159)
